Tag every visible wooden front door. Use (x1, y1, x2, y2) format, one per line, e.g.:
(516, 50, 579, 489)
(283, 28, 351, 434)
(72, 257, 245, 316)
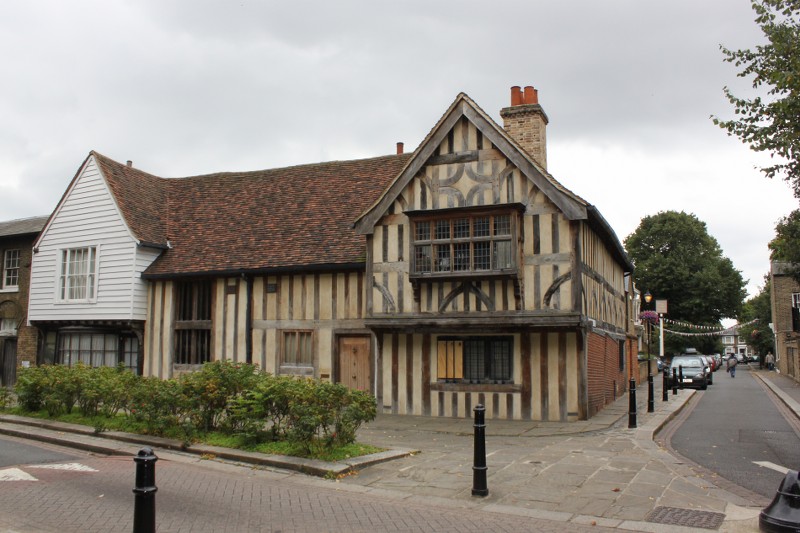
(1, 339, 16, 387)
(338, 336, 371, 392)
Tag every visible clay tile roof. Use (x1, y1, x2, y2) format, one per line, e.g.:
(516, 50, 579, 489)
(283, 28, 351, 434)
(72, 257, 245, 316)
(92, 151, 168, 247)
(143, 153, 412, 277)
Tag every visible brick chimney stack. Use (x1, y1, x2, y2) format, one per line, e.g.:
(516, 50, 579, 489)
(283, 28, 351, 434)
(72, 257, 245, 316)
(500, 85, 549, 170)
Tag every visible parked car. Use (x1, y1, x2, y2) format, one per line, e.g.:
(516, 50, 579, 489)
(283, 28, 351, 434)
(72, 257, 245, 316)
(670, 355, 709, 390)
(713, 353, 723, 369)
(699, 355, 714, 385)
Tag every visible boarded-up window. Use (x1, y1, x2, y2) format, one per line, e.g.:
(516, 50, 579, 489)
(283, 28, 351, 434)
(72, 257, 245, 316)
(174, 280, 212, 365)
(438, 336, 513, 383)
(437, 339, 463, 381)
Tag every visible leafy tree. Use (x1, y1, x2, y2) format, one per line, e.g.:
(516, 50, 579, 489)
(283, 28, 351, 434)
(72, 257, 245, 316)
(713, 0, 800, 197)
(769, 208, 800, 282)
(624, 211, 747, 355)
(739, 275, 775, 358)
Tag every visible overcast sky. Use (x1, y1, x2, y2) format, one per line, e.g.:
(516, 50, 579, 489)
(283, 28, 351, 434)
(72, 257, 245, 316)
(1, 1, 796, 303)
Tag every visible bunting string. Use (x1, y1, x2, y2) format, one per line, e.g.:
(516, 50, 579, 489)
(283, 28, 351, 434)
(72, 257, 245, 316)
(655, 318, 759, 338)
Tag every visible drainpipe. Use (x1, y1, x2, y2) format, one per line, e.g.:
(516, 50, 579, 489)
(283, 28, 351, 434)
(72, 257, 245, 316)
(245, 274, 253, 365)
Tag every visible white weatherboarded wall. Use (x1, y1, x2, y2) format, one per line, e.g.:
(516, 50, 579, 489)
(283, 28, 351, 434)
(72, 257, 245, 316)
(28, 156, 160, 323)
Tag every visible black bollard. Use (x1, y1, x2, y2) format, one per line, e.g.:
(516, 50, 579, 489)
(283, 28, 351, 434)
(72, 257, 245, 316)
(472, 405, 488, 497)
(759, 470, 800, 532)
(662, 368, 669, 402)
(672, 368, 678, 395)
(133, 447, 158, 533)
(628, 378, 637, 428)
(647, 373, 655, 413)
(678, 365, 684, 389)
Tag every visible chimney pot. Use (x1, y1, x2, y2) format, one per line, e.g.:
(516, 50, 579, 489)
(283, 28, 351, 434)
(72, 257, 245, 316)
(396, 142, 404, 155)
(126, 160, 133, 167)
(500, 84, 548, 170)
(523, 86, 538, 105)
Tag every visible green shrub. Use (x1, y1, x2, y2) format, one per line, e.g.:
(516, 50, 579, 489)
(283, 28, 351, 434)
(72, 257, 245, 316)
(14, 365, 47, 411)
(11, 361, 378, 458)
(285, 379, 377, 453)
(334, 388, 377, 446)
(179, 360, 259, 433)
(228, 374, 301, 442)
(0, 387, 14, 409)
(76, 365, 137, 417)
(128, 377, 185, 437)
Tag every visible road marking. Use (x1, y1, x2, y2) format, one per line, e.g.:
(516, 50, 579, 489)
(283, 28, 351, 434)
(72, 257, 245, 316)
(753, 461, 791, 475)
(0, 468, 38, 481)
(28, 463, 98, 472)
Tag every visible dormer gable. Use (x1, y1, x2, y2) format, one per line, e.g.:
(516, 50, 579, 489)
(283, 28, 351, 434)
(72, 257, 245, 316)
(354, 91, 587, 236)
(34, 152, 169, 251)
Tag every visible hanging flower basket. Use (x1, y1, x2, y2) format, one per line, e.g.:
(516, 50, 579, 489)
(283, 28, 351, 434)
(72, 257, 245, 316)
(639, 310, 659, 324)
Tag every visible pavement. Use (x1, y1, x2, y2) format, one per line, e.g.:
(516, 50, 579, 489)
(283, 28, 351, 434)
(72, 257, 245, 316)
(1, 365, 799, 533)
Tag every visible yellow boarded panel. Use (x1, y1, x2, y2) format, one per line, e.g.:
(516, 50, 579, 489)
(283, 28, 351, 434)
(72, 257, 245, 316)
(437, 341, 448, 379)
(454, 341, 463, 379)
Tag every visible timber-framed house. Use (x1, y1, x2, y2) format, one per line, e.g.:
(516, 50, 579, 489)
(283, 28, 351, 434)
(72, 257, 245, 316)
(26, 86, 635, 420)
(355, 88, 634, 420)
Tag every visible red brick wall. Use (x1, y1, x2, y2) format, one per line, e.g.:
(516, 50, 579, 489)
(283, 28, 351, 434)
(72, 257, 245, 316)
(586, 330, 629, 417)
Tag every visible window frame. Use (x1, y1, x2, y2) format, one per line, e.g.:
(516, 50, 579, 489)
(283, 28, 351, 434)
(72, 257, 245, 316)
(2, 249, 20, 290)
(437, 335, 514, 384)
(57, 246, 98, 302)
(792, 293, 800, 309)
(279, 329, 315, 376)
(173, 280, 213, 366)
(55, 330, 139, 374)
(0, 318, 17, 336)
(408, 205, 523, 280)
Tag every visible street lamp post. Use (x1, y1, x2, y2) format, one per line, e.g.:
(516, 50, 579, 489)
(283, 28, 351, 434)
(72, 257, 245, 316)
(644, 291, 654, 413)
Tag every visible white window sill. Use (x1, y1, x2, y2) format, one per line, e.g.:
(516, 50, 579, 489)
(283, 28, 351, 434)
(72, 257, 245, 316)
(279, 365, 315, 377)
(0, 288, 19, 294)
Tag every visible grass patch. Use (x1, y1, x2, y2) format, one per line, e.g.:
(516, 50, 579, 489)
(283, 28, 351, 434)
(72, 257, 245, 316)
(201, 432, 383, 461)
(2, 408, 384, 461)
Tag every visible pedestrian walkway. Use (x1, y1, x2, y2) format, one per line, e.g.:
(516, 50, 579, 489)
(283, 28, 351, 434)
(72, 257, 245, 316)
(344, 375, 763, 532)
(756, 367, 800, 414)
(1, 366, 798, 532)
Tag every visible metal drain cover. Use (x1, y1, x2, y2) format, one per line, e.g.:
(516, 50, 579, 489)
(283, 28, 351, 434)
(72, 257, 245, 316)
(645, 506, 725, 529)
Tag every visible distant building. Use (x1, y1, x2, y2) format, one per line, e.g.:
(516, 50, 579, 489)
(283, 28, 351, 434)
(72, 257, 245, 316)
(0, 216, 48, 386)
(719, 325, 754, 360)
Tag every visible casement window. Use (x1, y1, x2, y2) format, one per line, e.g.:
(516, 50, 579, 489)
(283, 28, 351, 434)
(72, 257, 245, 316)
(0, 318, 17, 336)
(2, 249, 20, 290)
(410, 207, 520, 277)
(793, 294, 800, 332)
(280, 330, 314, 375)
(56, 332, 139, 373)
(437, 336, 513, 384)
(58, 247, 97, 301)
(174, 280, 212, 365)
